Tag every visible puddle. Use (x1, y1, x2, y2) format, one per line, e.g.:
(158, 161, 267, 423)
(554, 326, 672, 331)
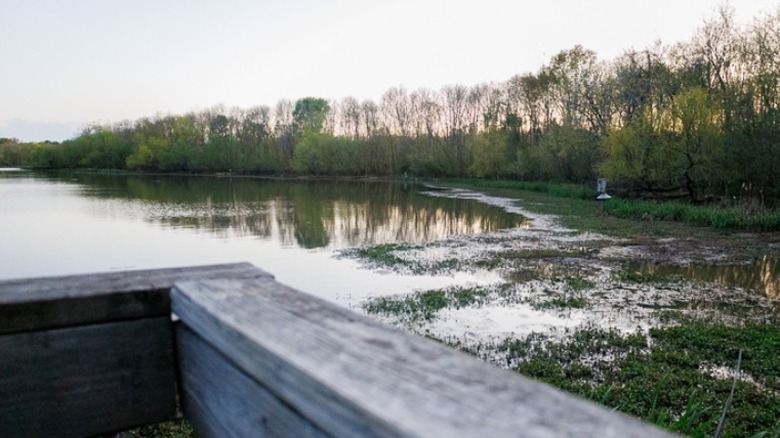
(425, 303, 585, 342)
(630, 256, 779, 299)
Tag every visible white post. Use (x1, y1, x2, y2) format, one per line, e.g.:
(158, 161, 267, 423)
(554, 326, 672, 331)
(596, 178, 611, 200)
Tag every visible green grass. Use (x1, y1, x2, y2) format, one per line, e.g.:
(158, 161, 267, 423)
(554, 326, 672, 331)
(528, 277, 593, 310)
(442, 178, 780, 233)
(532, 294, 589, 310)
(365, 279, 595, 320)
(350, 243, 418, 267)
(365, 289, 450, 322)
(364, 285, 509, 322)
(440, 181, 712, 239)
(448, 178, 595, 200)
(616, 269, 681, 283)
(604, 198, 780, 232)
(344, 243, 463, 275)
(487, 322, 780, 437)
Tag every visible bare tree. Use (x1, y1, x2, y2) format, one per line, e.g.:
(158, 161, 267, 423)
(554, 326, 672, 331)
(339, 96, 362, 139)
(381, 86, 412, 136)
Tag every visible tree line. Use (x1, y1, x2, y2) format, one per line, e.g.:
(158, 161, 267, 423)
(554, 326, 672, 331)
(3, 5, 779, 204)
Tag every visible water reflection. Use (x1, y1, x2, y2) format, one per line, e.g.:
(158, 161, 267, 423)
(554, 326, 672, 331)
(65, 173, 525, 249)
(633, 256, 780, 299)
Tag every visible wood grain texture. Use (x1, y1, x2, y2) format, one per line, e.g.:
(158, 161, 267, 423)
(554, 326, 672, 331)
(0, 317, 177, 438)
(172, 278, 675, 438)
(0, 262, 271, 334)
(176, 324, 329, 438)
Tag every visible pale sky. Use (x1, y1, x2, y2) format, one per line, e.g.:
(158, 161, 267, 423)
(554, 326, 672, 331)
(1, 0, 778, 142)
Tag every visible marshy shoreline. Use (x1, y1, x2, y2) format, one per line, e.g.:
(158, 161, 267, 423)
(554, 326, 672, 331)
(345, 184, 780, 437)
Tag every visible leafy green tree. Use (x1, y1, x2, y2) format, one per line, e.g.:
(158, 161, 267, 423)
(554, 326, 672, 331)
(602, 87, 722, 201)
(468, 129, 513, 178)
(519, 123, 598, 182)
(294, 132, 361, 175)
(0, 138, 30, 166)
(31, 142, 66, 168)
(600, 109, 681, 193)
(126, 135, 169, 171)
(669, 87, 723, 201)
(202, 134, 240, 172)
(293, 97, 330, 136)
(80, 128, 133, 169)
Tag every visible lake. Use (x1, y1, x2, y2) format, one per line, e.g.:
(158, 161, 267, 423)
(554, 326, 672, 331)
(0, 170, 521, 305)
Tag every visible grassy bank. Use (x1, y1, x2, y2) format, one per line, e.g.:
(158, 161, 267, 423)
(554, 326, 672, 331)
(604, 198, 780, 232)
(448, 178, 596, 200)
(442, 179, 780, 232)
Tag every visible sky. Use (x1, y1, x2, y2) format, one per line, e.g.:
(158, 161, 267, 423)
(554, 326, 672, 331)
(1, 0, 778, 142)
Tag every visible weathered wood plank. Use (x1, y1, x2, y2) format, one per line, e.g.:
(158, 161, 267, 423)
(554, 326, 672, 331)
(0, 317, 177, 438)
(0, 262, 271, 334)
(172, 278, 675, 438)
(176, 324, 329, 438)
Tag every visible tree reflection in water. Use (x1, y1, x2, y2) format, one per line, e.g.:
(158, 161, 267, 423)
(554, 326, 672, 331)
(76, 174, 526, 250)
(634, 256, 779, 299)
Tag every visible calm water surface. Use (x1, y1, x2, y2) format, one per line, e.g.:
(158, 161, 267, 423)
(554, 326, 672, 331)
(0, 170, 522, 304)
(633, 257, 780, 299)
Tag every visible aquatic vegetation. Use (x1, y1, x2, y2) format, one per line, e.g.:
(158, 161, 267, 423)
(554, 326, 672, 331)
(564, 275, 595, 290)
(364, 284, 510, 322)
(532, 293, 589, 310)
(365, 289, 448, 322)
(616, 269, 681, 284)
(348, 243, 421, 268)
(463, 320, 780, 437)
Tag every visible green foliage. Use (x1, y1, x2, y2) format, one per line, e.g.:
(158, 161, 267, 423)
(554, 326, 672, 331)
(499, 323, 780, 437)
(616, 269, 680, 284)
(468, 129, 514, 178)
(346, 243, 424, 270)
(365, 289, 448, 322)
(364, 285, 503, 322)
(0, 137, 36, 166)
(456, 178, 595, 200)
(600, 109, 681, 190)
(525, 124, 600, 182)
(529, 277, 593, 310)
(532, 293, 589, 310)
(294, 132, 362, 175)
(603, 198, 780, 231)
(293, 97, 330, 136)
(601, 87, 724, 202)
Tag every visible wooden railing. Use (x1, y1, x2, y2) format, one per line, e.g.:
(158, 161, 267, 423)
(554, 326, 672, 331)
(0, 263, 674, 437)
